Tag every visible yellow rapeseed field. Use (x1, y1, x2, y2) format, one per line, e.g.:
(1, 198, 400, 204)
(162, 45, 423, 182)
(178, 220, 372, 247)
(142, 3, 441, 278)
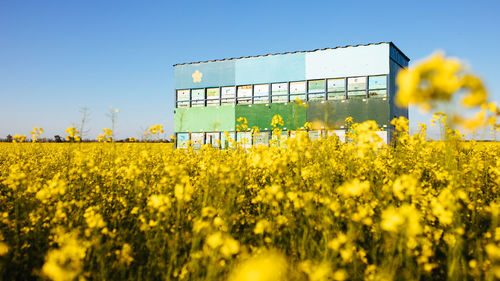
(0, 54, 500, 281)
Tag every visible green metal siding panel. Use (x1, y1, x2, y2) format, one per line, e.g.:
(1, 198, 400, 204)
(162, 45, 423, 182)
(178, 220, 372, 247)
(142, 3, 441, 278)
(174, 106, 235, 133)
(235, 103, 307, 131)
(306, 99, 390, 129)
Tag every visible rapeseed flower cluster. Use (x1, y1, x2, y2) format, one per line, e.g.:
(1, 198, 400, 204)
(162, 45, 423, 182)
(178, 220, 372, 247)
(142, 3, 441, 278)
(396, 52, 499, 131)
(144, 124, 164, 141)
(96, 128, 113, 142)
(0, 122, 497, 280)
(65, 127, 81, 142)
(30, 127, 44, 142)
(0, 53, 499, 281)
(12, 134, 26, 143)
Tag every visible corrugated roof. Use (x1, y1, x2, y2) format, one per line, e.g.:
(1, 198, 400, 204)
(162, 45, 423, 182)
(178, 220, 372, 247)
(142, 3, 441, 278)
(173, 42, 409, 66)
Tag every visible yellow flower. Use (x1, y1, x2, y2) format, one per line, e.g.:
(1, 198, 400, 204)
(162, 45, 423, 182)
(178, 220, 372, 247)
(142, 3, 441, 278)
(206, 232, 223, 249)
(228, 250, 287, 281)
(333, 269, 348, 281)
(84, 206, 106, 231)
(41, 230, 88, 281)
(299, 260, 332, 281)
(294, 96, 308, 107)
(237, 117, 249, 132)
(271, 114, 284, 128)
(337, 179, 370, 197)
(395, 52, 494, 130)
(461, 74, 487, 107)
(116, 243, 134, 265)
(381, 204, 422, 236)
(175, 181, 193, 202)
(486, 243, 500, 260)
(390, 116, 409, 133)
(147, 194, 171, 213)
(396, 53, 462, 109)
(254, 219, 270, 235)
(220, 237, 240, 258)
(328, 233, 347, 251)
(392, 174, 418, 200)
(30, 127, 44, 142)
(65, 127, 81, 142)
(381, 206, 404, 233)
(0, 242, 8, 256)
(147, 124, 164, 136)
(36, 174, 66, 203)
(12, 134, 27, 143)
(430, 189, 454, 226)
(96, 128, 113, 142)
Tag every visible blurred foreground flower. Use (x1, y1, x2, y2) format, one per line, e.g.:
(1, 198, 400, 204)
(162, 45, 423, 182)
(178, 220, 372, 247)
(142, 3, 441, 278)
(41, 230, 88, 281)
(396, 53, 486, 110)
(396, 52, 499, 130)
(228, 250, 287, 281)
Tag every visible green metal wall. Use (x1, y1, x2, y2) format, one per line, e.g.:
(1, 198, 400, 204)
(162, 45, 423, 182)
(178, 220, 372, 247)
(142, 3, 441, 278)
(306, 99, 390, 129)
(175, 100, 388, 133)
(235, 103, 307, 131)
(174, 106, 235, 133)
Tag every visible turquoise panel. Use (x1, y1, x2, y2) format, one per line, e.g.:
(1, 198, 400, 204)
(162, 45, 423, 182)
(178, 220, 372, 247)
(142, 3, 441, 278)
(174, 60, 235, 89)
(235, 53, 306, 85)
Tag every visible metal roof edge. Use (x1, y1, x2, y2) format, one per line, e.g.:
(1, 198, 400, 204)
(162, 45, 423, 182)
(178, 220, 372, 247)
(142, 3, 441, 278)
(173, 42, 401, 67)
(388, 42, 410, 62)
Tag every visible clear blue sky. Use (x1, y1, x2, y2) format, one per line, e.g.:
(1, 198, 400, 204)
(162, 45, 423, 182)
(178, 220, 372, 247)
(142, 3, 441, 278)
(1, 0, 499, 140)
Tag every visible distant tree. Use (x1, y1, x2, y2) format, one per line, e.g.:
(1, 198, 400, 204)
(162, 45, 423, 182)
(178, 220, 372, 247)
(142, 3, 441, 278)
(54, 135, 63, 143)
(6, 134, 12, 142)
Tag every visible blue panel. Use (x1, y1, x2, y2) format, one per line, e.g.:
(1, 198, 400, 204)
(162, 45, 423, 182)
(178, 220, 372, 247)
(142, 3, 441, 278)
(235, 53, 306, 85)
(174, 60, 235, 89)
(306, 44, 389, 79)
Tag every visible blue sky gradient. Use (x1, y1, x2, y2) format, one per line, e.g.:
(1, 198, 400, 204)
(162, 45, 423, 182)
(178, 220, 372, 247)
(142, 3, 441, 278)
(1, 0, 499, 139)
